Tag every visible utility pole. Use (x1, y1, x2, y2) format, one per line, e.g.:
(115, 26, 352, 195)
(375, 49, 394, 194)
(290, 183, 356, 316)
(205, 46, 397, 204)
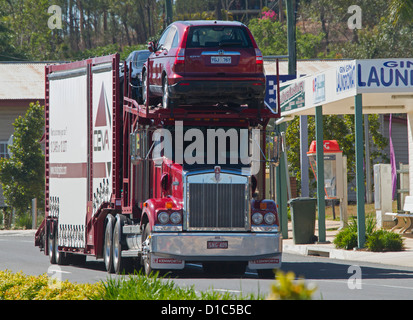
(286, 0, 309, 197)
(286, 0, 296, 75)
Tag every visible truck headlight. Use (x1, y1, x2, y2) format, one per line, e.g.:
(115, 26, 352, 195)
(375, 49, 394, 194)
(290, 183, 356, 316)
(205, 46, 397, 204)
(158, 212, 169, 224)
(170, 212, 182, 224)
(264, 212, 276, 225)
(252, 212, 263, 225)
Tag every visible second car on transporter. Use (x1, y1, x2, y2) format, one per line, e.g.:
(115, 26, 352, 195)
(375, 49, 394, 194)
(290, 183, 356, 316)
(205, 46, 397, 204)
(141, 20, 266, 109)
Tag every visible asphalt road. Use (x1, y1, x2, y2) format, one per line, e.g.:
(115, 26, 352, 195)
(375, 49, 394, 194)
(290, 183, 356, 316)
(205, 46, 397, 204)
(2, 231, 413, 300)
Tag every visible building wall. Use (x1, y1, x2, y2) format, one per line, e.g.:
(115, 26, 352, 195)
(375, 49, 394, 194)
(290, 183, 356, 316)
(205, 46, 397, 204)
(0, 102, 34, 207)
(382, 115, 409, 169)
(346, 115, 408, 202)
(0, 104, 31, 141)
(408, 112, 413, 196)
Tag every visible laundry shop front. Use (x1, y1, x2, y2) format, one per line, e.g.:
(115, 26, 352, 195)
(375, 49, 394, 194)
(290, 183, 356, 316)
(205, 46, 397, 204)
(276, 58, 413, 248)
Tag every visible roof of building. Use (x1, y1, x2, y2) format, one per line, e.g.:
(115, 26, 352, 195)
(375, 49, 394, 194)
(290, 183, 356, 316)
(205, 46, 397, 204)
(0, 62, 46, 100)
(264, 59, 353, 77)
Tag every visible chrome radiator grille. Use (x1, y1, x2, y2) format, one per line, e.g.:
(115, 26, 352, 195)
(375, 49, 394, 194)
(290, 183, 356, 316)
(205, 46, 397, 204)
(188, 183, 248, 230)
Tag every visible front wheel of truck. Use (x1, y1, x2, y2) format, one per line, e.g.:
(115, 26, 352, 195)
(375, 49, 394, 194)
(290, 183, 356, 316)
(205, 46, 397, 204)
(142, 223, 155, 276)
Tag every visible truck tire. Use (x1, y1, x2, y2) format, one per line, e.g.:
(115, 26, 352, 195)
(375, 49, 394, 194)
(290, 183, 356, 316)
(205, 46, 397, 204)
(50, 226, 67, 266)
(103, 215, 115, 273)
(47, 225, 56, 265)
(113, 215, 132, 274)
(142, 223, 154, 276)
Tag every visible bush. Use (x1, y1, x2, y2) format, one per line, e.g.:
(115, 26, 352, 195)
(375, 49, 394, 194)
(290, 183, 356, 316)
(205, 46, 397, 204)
(366, 230, 404, 252)
(333, 228, 358, 250)
(334, 216, 405, 252)
(0, 270, 265, 300)
(365, 230, 386, 252)
(0, 270, 103, 300)
(383, 231, 404, 251)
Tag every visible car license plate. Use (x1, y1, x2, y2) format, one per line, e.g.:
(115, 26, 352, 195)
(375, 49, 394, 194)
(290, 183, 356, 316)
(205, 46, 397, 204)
(211, 56, 231, 64)
(207, 241, 228, 249)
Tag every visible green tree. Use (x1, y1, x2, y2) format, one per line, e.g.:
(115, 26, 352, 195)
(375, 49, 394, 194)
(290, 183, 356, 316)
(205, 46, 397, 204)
(248, 9, 324, 58)
(389, 0, 413, 24)
(0, 102, 45, 222)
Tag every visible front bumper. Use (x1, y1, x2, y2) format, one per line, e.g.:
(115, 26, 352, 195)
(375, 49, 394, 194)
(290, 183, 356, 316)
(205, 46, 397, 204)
(150, 232, 282, 262)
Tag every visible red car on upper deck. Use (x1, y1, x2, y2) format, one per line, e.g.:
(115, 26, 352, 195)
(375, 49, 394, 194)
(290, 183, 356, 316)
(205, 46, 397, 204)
(141, 20, 265, 109)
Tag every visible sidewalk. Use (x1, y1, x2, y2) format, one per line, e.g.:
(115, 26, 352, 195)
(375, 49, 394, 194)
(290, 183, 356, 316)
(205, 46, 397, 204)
(283, 219, 413, 268)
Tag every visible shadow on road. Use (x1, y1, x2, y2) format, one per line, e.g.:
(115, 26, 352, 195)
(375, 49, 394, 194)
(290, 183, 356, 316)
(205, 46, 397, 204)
(281, 261, 413, 281)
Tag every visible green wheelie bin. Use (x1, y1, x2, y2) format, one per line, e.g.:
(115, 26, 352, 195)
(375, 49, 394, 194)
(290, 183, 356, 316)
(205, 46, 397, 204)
(289, 197, 317, 244)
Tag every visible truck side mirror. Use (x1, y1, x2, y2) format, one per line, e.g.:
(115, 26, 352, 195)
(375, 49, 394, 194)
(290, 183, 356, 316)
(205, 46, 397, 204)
(160, 173, 171, 192)
(130, 131, 142, 163)
(266, 130, 281, 166)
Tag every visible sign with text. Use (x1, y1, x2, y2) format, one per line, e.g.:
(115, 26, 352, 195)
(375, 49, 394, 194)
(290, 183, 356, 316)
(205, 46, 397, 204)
(357, 59, 413, 93)
(313, 73, 325, 104)
(336, 61, 356, 94)
(265, 75, 296, 114)
(280, 80, 305, 113)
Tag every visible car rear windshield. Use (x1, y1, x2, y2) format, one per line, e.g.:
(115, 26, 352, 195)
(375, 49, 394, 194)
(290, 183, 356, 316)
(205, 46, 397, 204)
(186, 26, 252, 48)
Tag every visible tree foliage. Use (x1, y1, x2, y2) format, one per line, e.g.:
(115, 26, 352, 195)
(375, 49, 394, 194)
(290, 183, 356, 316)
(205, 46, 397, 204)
(0, 0, 163, 61)
(248, 9, 324, 58)
(0, 102, 45, 216)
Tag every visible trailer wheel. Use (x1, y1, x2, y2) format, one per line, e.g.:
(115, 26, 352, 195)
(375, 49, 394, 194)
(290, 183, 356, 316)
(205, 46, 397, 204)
(48, 225, 66, 265)
(142, 223, 154, 276)
(103, 215, 115, 273)
(47, 226, 56, 265)
(54, 233, 65, 265)
(113, 215, 132, 274)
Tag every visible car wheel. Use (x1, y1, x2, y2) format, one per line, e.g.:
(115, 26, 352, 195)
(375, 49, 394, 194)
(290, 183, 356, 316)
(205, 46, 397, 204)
(142, 70, 152, 106)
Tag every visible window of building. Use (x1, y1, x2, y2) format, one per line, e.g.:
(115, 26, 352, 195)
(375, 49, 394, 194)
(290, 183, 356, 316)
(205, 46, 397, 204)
(0, 142, 9, 159)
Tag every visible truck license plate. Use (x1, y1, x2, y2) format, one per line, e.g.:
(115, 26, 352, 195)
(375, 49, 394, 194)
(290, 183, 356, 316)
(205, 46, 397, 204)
(207, 241, 228, 249)
(211, 56, 231, 64)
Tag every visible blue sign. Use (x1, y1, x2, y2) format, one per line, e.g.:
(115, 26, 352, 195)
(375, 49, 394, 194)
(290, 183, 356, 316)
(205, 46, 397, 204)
(336, 62, 356, 93)
(265, 75, 296, 114)
(313, 74, 325, 104)
(357, 59, 413, 92)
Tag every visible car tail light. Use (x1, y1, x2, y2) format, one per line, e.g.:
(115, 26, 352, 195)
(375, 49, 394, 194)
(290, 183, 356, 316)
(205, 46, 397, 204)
(173, 48, 185, 73)
(255, 48, 263, 65)
(173, 27, 189, 73)
(175, 48, 185, 64)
